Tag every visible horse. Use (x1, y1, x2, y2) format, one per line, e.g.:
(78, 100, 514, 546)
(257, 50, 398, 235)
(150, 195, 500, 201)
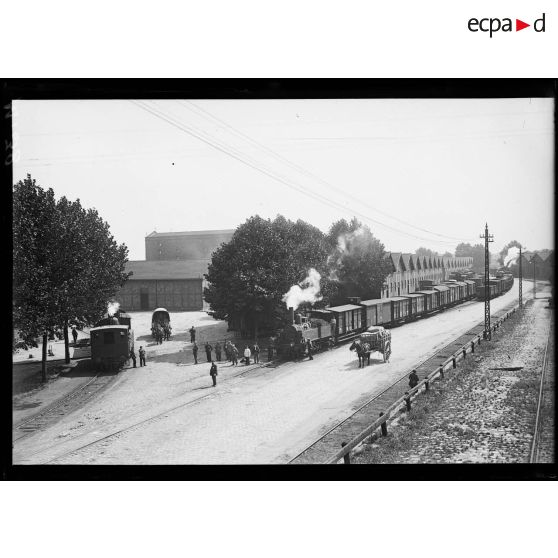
(349, 340, 371, 368)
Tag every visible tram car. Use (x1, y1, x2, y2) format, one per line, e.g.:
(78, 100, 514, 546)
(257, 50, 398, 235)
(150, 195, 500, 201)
(476, 272, 514, 301)
(151, 307, 171, 338)
(275, 308, 334, 358)
(90, 310, 134, 371)
(274, 268, 509, 362)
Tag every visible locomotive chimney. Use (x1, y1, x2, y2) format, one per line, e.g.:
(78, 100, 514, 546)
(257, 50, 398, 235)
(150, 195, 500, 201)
(289, 307, 295, 324)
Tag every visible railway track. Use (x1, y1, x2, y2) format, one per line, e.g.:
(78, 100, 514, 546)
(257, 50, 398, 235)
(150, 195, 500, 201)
(289, 305, 516, 464)
(529, 309, 553, 463)
(13, 369, 118, 443)
(19, 359, 269, 464)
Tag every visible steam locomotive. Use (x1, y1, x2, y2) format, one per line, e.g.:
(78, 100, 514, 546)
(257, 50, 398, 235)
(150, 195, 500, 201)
(90, 309, 134, 371)
(275, 271, 513, 358)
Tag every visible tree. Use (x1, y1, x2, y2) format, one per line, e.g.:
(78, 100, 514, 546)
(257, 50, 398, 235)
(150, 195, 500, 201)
(415, 247, 439, 259)
(326, 218, 392, 303)
(13, 175, 130, 377)
(204, 215, 333, 337)
(13, 176, 60, 380)
(455, 242, 487, 273)
(52, 196, 130, 362)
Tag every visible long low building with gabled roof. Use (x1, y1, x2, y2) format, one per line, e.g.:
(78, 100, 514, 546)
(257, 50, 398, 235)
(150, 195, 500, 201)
(381, 253, 473, 298)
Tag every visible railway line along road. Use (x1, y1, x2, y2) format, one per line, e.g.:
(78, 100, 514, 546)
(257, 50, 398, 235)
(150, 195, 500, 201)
(13, 281, 534, 464)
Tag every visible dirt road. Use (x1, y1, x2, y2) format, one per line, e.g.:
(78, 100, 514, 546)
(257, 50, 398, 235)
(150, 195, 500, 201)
(14, 282, 533, 464)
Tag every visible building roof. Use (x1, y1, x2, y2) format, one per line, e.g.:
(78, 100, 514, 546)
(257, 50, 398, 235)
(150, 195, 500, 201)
(146, 229, 235, 238)
(387, 252, 403, 272)
(125, 260, 209, 280)
(401, 253, 415, 271)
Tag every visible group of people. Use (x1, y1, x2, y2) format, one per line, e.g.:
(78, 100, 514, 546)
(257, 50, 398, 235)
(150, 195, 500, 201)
(189, 338, 261, 367)
(129, 346, 147, 367)
(152, 322, 172, 344)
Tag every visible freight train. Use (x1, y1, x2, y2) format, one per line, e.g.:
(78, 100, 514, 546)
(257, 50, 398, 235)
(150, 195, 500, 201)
(275, 271, 513, 359)
(90, 309, 134, 371)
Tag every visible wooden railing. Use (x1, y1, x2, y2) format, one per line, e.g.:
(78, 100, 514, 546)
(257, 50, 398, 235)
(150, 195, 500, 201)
(327, 306, 518, 464)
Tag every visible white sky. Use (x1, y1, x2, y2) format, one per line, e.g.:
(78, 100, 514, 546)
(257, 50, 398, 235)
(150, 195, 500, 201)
(12, 98, 554, 261)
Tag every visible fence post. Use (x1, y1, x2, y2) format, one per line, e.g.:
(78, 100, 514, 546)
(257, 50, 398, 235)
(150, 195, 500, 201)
(439, 365, 444, 379)
(341, 442, 350, 464)
(471, 341, 475, 353)
(462, 348, 466, 359)
(380, 412, 388, 436)
(478, 335, 481, 346)
(404, 392, 411, 412)
(452, 357, 457, 369)
(425, 378, 429, 391)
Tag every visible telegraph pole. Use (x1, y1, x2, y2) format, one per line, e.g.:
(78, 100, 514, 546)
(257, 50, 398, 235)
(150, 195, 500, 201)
(480, 223, 494, 339)
(533, 257, 536, 299)
(519, 246, 523, 308)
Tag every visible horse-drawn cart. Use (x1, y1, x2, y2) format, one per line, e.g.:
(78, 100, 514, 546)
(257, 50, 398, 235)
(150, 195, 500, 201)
(151, 308, 171, 342)
(350, 326, 391, 367)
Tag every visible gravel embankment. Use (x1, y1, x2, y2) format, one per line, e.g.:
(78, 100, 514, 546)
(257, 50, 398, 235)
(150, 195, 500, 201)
(354, 295, 554, 464)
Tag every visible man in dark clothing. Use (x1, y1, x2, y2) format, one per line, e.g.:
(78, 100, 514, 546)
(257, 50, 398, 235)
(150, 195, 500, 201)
(306, 339, 313, 360)
(192, 342, 199, 364)
(231, 344, 239, 366)
(215, 342, 222, 361)
(71, 327, 78, 345)
(205, 342, 213, 362)
(130, 348, 137, 368)
(139, 346, 146, 367)
(408, 369, 419, 389)
(253, 343, 260, 363)
(268, 345, 273, 361)
(190, 326, 196, 343)
(210, 361, 218, 387)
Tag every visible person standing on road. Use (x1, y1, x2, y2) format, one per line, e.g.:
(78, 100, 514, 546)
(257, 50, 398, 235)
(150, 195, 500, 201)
(267, 344, 273, 361)
(190, 326, 196, 343)
(130, 347, 137, 368)
(205, 342, 213, 362)
(210, 361, 218, 387)
(71, 326, 78, 345)
(192, 342, 199, 364)
(243, 345, 251, 365)
(253, 342, 260, 363)
(231, 344, 239, 366)
(408, 369, 419, 389)
(224, 340, 231, 362)
(306, 339, 313, 360)
(139, 346, 146, 367)
(215, 341, 222, 362)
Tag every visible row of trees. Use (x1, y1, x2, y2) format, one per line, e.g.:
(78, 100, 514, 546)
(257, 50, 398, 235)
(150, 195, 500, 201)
(205, 222, 525, 338)
(204, 216, 392, 337)
(13, 175, 130, 380)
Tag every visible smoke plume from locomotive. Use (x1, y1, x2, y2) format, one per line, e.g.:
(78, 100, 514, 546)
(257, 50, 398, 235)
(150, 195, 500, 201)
(282, 268, 323, 310)
(107, 301, 120, 316)
(328, 226, 366, 280)
(504, 246, 521, 267)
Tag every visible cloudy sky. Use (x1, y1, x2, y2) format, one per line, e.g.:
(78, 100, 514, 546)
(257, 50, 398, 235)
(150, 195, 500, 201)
(13, 97, 554, 261)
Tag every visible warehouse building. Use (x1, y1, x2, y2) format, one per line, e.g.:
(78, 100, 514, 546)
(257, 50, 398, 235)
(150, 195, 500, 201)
(381, 253, 473, 298)
(116, 229, 234, 311)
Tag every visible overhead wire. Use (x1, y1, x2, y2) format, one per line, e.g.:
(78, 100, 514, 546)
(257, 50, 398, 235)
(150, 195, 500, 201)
(178, 99, 479, 243)
(131, 100, 473, 247)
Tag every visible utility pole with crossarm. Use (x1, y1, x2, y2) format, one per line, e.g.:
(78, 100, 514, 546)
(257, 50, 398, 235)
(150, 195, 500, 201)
(480, 223, 494, 339)
(519, 245, 523, 308)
